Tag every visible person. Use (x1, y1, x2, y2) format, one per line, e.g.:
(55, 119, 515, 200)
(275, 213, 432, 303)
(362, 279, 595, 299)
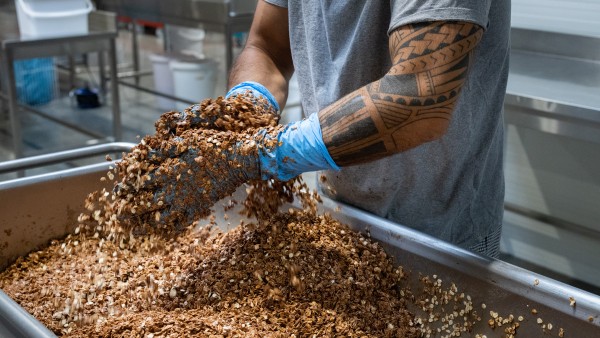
(219, 0, 510, 257)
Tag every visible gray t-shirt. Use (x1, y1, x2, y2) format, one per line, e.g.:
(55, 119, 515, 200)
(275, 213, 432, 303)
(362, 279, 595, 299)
(265, 0, 510, 250)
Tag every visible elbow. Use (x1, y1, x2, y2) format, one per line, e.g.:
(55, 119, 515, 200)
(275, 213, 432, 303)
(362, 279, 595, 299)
(421, 118, 450, 143)
(392, 117, 451, 153)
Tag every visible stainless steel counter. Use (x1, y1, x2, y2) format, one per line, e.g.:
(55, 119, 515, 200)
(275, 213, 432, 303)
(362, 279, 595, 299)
(505, 28, 600, 144)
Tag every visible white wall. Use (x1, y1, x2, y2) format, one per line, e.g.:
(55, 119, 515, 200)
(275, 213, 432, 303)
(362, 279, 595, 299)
(512, 0, 600, 38)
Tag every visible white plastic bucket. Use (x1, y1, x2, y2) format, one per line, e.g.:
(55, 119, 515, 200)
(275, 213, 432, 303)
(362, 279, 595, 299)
(148, 53, 176, 111)
(169, 58, 218, 111)
(167, 25, 206, 59)
(15, 0, 94, 38)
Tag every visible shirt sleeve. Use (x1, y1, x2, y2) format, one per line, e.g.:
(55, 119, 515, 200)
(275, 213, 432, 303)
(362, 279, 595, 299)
(264, 0, 288, 8)
(389, 0, 492, 34)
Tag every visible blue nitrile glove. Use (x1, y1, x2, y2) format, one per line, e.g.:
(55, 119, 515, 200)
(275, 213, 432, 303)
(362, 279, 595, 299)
(258, 112, 340, 181)
(160, 89, 278, 136)
(226, 81, 280, 113)
(115, 132, 261, 230)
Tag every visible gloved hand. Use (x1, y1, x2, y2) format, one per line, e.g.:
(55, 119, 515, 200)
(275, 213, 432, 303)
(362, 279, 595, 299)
(115, 112, 338, 229)
(157, 89, 278, 136)
(114, 84, 338, 232)
(228, 83, 339, 180)
(226, 81, 280, 113)
(257, 112, 340, 181)
(114, 128, 264, 231)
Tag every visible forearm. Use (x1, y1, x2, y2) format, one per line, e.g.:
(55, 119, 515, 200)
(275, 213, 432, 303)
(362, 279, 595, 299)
(319, 22, 484, 166)
(227, 0, 293, 110)
(228, 45, 292, 110)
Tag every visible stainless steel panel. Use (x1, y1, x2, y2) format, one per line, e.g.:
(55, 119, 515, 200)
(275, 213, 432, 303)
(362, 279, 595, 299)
(504, 98, 600, 145)
(121, 0, 162, 23)
(0, 291, 56, 338)
(511, 28, 600, 61)
(95, 0, 257, 25)
(0, 147, 599, 337)
(0, 143, 135, 271)
(505, 29, 600, 143)
(504, 28, 600, 288)
(158, 0, 256, 28)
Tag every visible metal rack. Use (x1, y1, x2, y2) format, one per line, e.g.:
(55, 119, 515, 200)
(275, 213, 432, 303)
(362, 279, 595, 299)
(0, 10, 122, 159)
(95, 0, 256, 102)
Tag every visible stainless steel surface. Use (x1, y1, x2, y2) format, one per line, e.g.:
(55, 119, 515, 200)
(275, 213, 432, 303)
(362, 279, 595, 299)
(505, 202, 600, 241)
(0, 290, 56, 338)
(96, 0, 257, 26)
(0, 142, 133, 174)
(511, 27, 600, 61)
(0, 10, 122, 159)
(0, 149, 599, 337)
(504, 94, 600, 144)
(0, 143, 135, 273)
(503, 28, 600, 245)
(505, 28, 600, 145)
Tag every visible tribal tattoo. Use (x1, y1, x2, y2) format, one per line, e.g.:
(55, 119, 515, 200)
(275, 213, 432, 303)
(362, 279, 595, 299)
(319, 21, 483, 166)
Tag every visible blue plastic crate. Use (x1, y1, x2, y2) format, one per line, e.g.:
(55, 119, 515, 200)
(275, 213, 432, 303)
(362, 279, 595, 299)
(14, 58, 56, 106)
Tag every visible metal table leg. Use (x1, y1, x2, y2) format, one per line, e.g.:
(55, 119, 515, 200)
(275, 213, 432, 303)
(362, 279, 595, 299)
(109, 39, 122, 141)
(2, 48, 22, 159)
(98, 50, 107, 96)
(131, 22, 140, 100)
(225, 23, 234, 76)
(0, 53, 5, 119)
(68, 55, 76, 90)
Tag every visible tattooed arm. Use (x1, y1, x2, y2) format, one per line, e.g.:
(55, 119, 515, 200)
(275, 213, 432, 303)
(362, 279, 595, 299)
(320, 22, 484, 166)
(226, 20, 484, 181)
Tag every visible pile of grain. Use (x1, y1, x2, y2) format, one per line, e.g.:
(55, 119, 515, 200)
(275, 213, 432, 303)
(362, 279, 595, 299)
(0, 210, 420, 337)
(0, 95, 484, 337)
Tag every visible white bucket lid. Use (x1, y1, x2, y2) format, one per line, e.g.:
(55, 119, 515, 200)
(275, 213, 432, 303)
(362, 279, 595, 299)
(169, 57, 218, 71)
(148, 54, 170, 63)
(148, 52, 180, 63)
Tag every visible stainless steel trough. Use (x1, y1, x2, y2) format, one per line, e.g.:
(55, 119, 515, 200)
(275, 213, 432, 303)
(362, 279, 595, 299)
(1, 143, 599, 337)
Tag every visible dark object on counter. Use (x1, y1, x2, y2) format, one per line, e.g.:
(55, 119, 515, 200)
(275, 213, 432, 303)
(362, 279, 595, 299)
(73, 86, 100, 109)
